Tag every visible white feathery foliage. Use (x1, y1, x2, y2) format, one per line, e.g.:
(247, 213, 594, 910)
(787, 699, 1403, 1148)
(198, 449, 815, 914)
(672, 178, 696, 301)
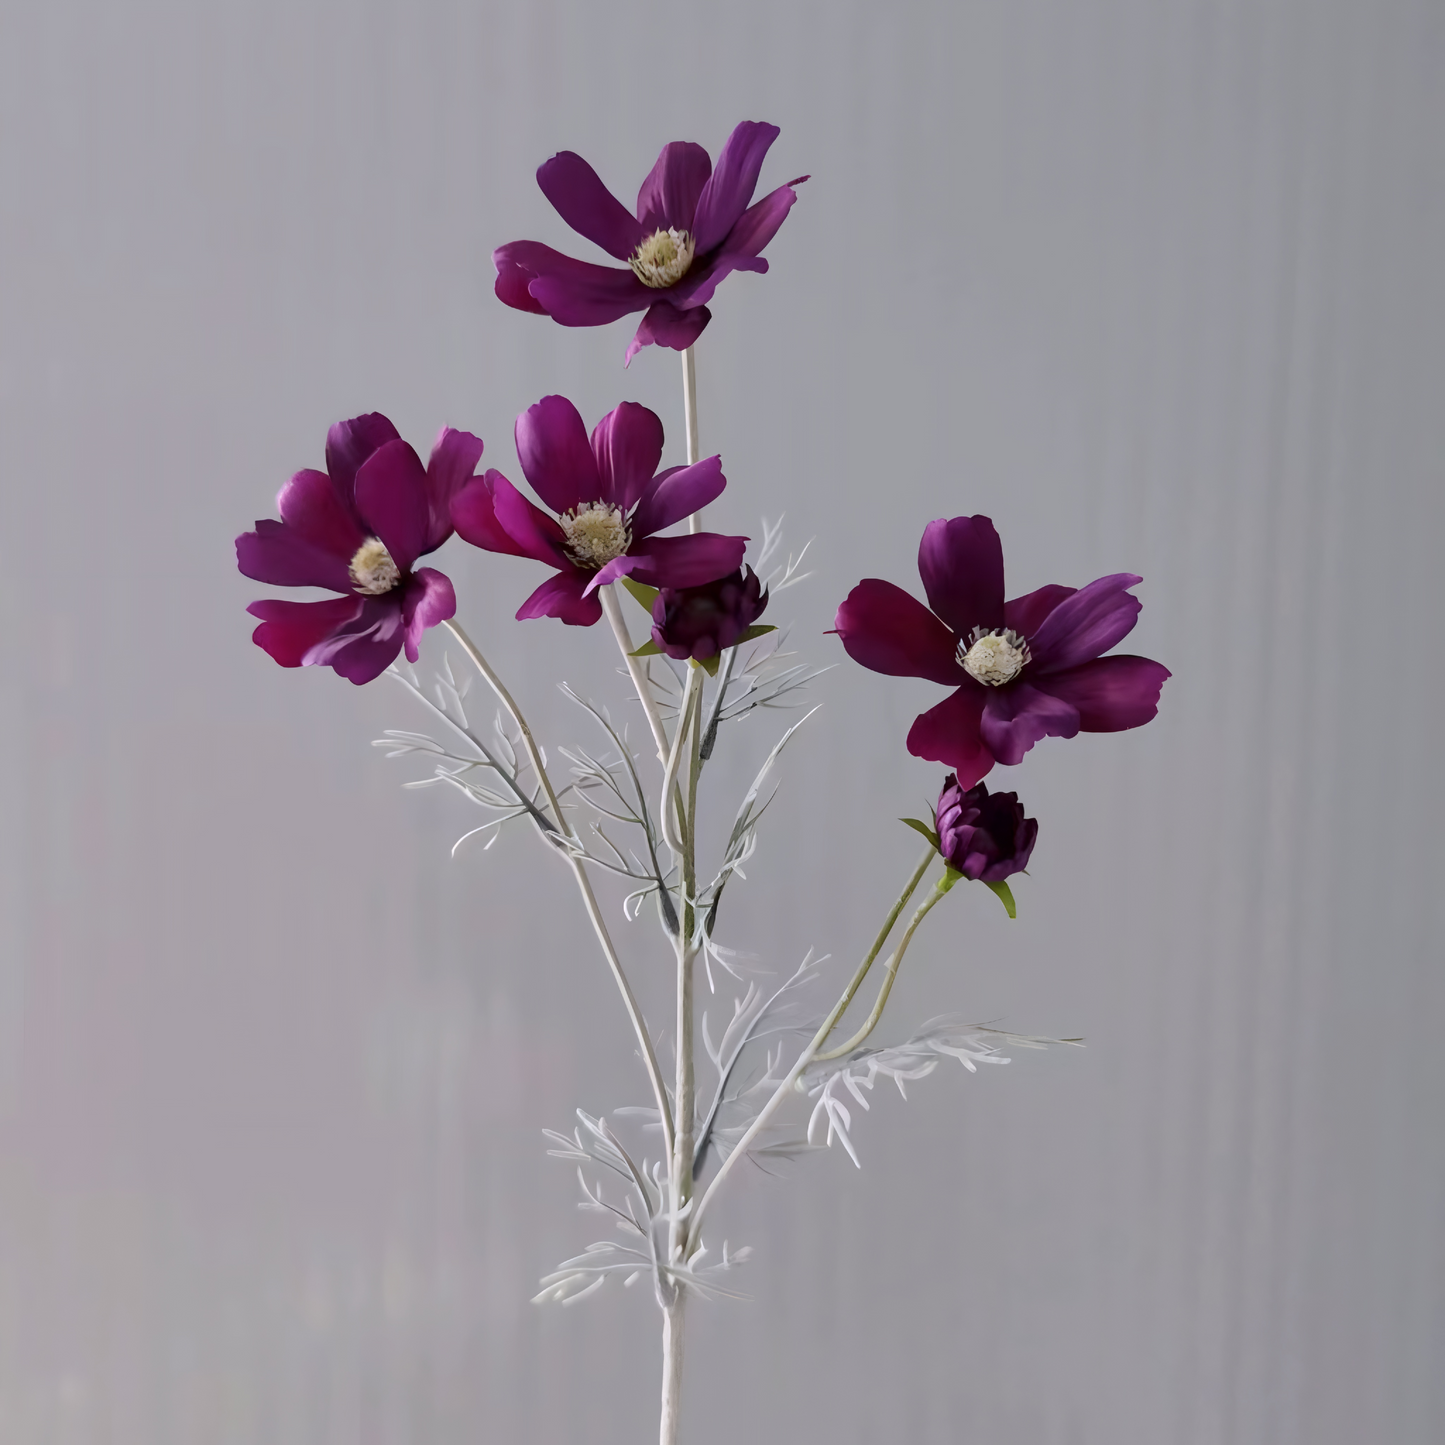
(801, 1019, 1083, 1167)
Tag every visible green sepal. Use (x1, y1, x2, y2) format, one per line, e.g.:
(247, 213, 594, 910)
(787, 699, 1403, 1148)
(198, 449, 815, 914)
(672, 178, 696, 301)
(691, 653, 722, 677)
(736, 623, 777, 645)
(940, 865, 965, 894)
(621, 577, 659, 611)
(984, 879, 1017, 918)
(629, 639, 663, 658)
(900, 817, 940, 850)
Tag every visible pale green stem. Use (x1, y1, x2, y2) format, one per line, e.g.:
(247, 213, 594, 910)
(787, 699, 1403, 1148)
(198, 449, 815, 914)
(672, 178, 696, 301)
(813, 878, 951, 1062)
(684, 846, 938, 1251)
(599, 585, 672, 764)
(660, 667, 703, 857)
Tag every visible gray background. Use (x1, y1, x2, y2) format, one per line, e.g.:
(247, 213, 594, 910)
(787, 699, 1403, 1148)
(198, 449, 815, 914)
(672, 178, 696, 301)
(2, 0, 1442, 1440)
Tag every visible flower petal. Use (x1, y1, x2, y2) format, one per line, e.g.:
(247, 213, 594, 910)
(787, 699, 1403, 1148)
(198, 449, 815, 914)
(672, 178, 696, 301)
(451, 470, 532, 558)
(236, 519, 354, 593)
(422, 427, 484, 552)
(626, 531, 746, 589)
(246, 595, 365, 667)
(1004, 583, 1076, 640)
(671, 181, 803, 310)
(833, 579, 962, 686)
(1027, 573, 1143, 673)
(918, 515, 1006, 636)
(537, 151, 646, 260)
(325, 413, 400, 511)
(590, 402, 664, 510)
(515, 567, 603, 626)
(494, 248, 548, 314)
(488, 474, 572, 567)
(979, 683, 1080, 766)
(691, 121, 780, 254)
(353, 439, 430, 573)
(636, 141, 713, 234)
(1029, 655, 1170, 731)
(515, 395, 602, 513)
(276, 467, 365, 559)
(305, 597, 408, 684)
(494, 241, 650, 325)
(906, 686, 995, 787)
(629, 456, 725, 539)
(400, 567, 457, 663)
(624, 301, 712, 364)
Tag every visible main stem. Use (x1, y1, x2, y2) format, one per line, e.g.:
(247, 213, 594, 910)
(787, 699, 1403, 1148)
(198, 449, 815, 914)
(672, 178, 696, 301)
(681, 346, 700, 531)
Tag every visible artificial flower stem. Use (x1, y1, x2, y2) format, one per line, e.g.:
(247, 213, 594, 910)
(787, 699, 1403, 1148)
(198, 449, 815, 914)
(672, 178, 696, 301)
(443, 619, 568, 833)
(685, 845, 938, 1250)
(440, 620, 675, 1152)
(813, 879, 951, 1062)
(659, 1299, 685, 1445)
(681, 346, 700, 532)
(660, 666, 704, 857)
(600, 585, 673, 763)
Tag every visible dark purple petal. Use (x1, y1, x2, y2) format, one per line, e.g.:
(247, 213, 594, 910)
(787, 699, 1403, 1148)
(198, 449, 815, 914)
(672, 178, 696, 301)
(636, 141, 713, 234)
(246, 596, 365, 667)
(1029, 655, 1170, 732)
(624, 301, 712, 365)
(670, 251, 767, 311)
(451, 470, 533, 558)
(515, 395, 603, 513)
(833, 579, 963, 687)
(489, 475, 572, 567)
(276, 468, 365, 559)
(1004, 583, 1077, 640)
(590, 402, 664, 510)
(236, 519, 354, 594)
(494, 249, 548, 314)
(720, 179, 803, 257)
(979, 683, 1080, 766)
(936, 777, 1038, 882)
(1027, 573, 1143, 673)
(422, 427, 484, 552)
(906, 686, 995, 788)
(626, 531, 747, 590)
(651, 567, 767, 662)
(400, 568, 457, 662)
(515, 567, 603, 626)
(691, 122, 779, 253)
(306, 596, 408, 684)
(325, 413, 400, 511)
(494, 241, 650, 324)
(629, 456, 725, 539)
(587, 553, 646, 593)
(671, 182, 800, 310)
(353, 439, 430, 574)
(918, 515, 1006, 635)
(537, 151, 646, 260)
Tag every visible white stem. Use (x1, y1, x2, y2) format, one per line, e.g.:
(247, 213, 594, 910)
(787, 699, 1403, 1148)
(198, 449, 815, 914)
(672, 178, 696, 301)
(600, 585, 672, 764)
(659, 1299, 685, 1445)
(681, 346, 700, 532)
(659, 667, 702, 857)
(441, 618, 674, 1153)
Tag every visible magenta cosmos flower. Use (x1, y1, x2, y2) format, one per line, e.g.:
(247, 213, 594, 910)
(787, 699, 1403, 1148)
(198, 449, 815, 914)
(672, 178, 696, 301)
(493, 120, 806, 364)
(835, 515, 1170, 786)
(451, 395, 746, 627)
(237, 414, 480, 684)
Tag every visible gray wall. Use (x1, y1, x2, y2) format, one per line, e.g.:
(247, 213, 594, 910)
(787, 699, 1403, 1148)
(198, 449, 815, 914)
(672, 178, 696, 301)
(2, 0, 1442, 1440)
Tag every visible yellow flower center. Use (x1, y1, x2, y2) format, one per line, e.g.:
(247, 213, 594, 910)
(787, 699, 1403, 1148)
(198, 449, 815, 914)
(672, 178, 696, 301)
(349, 537, 401, 595)
(958, 628, 1030, 686)
(630, 228, 695, 288)
(560, 502, 632, 570)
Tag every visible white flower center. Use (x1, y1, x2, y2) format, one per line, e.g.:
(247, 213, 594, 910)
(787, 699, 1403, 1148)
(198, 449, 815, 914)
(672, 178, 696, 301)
(349, 536, 401, 595)
(630, 228, 695, 288)
(560, 502, 632, 570)
(958, 627, 1031, 686)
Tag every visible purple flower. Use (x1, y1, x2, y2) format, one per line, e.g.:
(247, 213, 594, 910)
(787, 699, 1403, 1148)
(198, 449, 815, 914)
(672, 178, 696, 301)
(651, 566, 768, 662)
(834, 515, 1170, 786)
(237, 414, 480, 685)
(493, 121, 807, 364)
(451, 395, 746, 627)
(935, 776, 1037, 883)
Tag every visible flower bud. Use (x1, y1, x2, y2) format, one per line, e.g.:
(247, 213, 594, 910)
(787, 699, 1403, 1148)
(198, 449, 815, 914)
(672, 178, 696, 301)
(651, 566, 768, 662)
(935, 775, 1037, 882)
